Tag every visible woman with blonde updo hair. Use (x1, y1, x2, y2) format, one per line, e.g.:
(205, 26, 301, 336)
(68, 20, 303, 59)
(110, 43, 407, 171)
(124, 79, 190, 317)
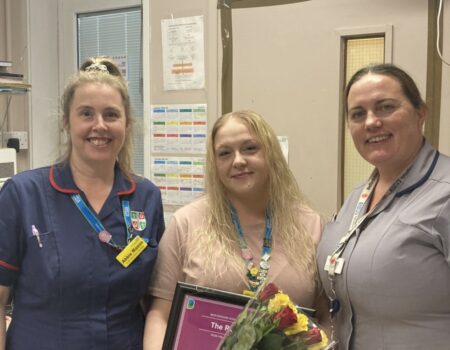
(0, 57, 165, 350)
(144, 110, 328, 349)
(61, 57, 134, 177)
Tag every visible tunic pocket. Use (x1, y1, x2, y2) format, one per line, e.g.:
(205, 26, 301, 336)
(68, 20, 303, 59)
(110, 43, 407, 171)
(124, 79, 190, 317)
(135, 242, 159, 295)
(16, 231, 60, 305)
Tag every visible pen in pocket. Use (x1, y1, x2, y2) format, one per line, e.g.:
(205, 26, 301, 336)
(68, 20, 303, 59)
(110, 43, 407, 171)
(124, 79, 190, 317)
(32, 225, 43, 248)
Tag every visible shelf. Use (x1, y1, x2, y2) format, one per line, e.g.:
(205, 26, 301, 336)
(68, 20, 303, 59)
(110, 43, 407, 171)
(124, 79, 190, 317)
(0, 89, 29, 94)
(0, 83, 31, 94)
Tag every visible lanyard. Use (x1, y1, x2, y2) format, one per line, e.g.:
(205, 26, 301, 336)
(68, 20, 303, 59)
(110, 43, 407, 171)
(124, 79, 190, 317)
(122, 200, 133, 239)
(326, 167, 410, 277)
(326, 171, 378, 271)
(324, 158, 421, 348)
(231, 206, 272, 293)
(71, 194, 133, 250)
(231, 206, 272, 256)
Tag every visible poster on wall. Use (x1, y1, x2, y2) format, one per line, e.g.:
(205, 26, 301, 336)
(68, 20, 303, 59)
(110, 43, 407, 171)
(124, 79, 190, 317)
(151, 104, 207, 154)
(151, 156, 206, 206)
(161, 15, 205, 90)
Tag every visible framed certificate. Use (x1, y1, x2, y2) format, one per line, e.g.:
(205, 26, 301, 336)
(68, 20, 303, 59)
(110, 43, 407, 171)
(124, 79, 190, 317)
(163, 282, 250, 349)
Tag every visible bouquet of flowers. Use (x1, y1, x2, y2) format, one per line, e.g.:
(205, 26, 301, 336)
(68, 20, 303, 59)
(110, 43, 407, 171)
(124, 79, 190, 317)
(218, 283, 329, 350)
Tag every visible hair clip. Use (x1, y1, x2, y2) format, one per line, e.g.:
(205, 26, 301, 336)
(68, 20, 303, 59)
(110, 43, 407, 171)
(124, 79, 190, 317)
(85, 63, 109, 73)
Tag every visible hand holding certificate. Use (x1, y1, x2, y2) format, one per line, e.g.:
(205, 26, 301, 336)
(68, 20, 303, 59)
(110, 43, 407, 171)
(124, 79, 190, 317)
(163, 282, 249, 349)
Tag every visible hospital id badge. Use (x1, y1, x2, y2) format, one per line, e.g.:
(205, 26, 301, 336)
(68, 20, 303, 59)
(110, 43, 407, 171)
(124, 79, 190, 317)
(324, 255, 344, 275)
(116, 236, 148, 268)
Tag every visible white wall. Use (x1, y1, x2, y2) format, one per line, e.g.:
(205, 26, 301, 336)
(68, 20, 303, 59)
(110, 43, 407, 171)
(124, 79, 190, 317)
(10, 0, 449, 217)
(440, 0, 450, 154)
(146, 0, 219, 179)
(28, 0, 59, 167)
(147, 0, 220, 124)
(231, 0, 428, 216)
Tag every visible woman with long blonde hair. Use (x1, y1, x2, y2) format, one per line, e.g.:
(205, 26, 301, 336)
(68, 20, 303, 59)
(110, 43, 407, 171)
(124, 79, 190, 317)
(145, 110, 326, 349)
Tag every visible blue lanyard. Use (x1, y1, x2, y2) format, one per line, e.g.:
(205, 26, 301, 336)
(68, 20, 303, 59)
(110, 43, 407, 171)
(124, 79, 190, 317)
(231, 206, 273, 293)
(122, 200, 133, 238)
(230, 206, 273, 258)
(71, 194, 133, 248)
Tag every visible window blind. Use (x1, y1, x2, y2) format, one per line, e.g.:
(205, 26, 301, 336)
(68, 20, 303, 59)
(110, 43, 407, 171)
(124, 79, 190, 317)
(77, 7, 144, 174)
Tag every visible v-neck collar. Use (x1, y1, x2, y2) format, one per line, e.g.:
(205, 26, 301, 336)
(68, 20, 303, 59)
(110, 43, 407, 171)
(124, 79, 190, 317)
(369, 140, 439, 217)
(49, 162, 136, 196)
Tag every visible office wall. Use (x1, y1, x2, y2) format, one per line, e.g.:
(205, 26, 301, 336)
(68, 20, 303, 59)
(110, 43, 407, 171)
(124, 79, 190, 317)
(0, 0, 31, 171)
(148, 0, 429, 216)
(230, 0, 428, 216)
(28, 0, 59, 167)
(0, 0, 5, 152)
(440, 1, 450, 155)
(7, 0, 448, 216)
(0, 0, 59, 171)
(147, 0, 220, 123)
(0, 0, 5, 58)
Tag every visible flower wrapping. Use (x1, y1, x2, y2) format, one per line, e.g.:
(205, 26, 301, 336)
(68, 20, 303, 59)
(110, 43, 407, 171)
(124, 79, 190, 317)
(218, 283, 329, 350)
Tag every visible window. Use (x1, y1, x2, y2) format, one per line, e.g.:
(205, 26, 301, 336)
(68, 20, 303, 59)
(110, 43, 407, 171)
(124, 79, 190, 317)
(77, 7, 144, 174)
(342, 36, 385, 200)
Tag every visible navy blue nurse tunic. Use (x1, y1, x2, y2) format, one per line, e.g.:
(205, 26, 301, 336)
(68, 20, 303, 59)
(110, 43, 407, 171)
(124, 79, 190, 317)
(0, 162, 165, 349)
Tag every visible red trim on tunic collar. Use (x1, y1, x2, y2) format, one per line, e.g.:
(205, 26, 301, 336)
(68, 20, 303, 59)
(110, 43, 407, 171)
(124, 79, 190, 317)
(0, 260, 19, 271)
(117, 176, 136, 196)
(49, 165, 136, 196)
(49, 165, 80, 194)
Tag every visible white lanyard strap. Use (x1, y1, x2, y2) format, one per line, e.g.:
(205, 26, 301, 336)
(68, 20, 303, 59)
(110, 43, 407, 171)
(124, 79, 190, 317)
(326, 167, 410, 276)
(329, 170, 378, 262)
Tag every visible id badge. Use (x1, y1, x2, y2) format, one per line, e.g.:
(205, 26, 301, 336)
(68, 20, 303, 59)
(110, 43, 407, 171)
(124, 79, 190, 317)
(116, 236, 148, 268)
(324, 255, 345, 275)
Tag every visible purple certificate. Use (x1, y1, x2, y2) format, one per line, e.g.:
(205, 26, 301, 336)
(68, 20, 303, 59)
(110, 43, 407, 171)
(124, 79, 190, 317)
(173, 295, 243, 349)
(163, 282, 250, 350)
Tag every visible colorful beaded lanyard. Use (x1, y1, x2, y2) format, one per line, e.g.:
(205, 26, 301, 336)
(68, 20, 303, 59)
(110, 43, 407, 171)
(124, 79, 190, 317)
(231, 206, 272, 295)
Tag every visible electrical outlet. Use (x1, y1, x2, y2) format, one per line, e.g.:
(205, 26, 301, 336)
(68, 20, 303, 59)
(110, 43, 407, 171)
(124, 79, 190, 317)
(3, 131, 28, 150)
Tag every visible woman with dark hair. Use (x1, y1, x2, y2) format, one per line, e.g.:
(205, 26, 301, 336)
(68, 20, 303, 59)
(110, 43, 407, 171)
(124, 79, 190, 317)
(0, 57, 165, 350)
(317, 63, 450, 349)
(144, 110, 328, 349)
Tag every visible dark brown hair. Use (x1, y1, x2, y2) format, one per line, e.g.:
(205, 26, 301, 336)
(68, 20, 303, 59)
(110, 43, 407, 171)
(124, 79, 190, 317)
(344, 63, 426, 113)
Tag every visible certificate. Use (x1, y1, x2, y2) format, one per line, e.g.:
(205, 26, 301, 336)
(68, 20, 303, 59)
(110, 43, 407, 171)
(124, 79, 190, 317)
(163, 282, 250, 349)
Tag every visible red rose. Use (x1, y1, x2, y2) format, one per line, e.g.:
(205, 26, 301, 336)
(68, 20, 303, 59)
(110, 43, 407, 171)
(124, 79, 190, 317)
(305, 327, 322, 345)
(258, 283, 279, 302)
(273, 307, 297, 330)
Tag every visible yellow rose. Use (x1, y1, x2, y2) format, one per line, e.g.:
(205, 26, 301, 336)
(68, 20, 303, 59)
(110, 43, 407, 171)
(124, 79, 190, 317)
(288, 302, 299, 316)
(267, 293, 291, 314)
(283, 313, 309, 335)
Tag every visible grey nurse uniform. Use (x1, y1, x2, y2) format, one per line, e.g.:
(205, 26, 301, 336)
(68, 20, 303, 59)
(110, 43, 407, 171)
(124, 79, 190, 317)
(317, 141, 450, 350)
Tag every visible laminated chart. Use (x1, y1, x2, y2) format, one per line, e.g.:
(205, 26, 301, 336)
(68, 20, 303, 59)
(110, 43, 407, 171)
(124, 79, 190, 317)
(152, 157, 206, 205)
(151, 104, 207, 154)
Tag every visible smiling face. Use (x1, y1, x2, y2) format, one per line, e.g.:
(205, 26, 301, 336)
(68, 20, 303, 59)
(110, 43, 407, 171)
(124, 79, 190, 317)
(65, 82, 126, 170)
(214, 118, 270, 203)
(347, 73, 426, 178)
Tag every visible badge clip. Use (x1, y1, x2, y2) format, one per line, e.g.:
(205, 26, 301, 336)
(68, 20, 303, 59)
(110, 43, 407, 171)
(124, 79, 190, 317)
(116, 236, 148, 268)
(325, 255, 345, 275)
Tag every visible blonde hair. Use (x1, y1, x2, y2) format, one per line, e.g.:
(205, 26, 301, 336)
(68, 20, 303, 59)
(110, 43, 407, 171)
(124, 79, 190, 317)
(186, 110, 318, 285)
(59, 57, 134, 177)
